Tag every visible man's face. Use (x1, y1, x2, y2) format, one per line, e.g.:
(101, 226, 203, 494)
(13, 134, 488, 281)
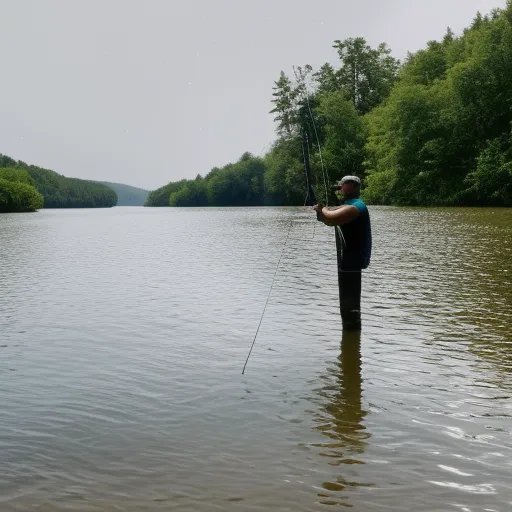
(340, 182, 357, 197)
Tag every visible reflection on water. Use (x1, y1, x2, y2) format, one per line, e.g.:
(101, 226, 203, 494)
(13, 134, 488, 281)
(313, 330, 372, 506)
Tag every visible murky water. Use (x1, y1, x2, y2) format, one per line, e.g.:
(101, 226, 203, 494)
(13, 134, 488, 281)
(1, 206, 511, 511)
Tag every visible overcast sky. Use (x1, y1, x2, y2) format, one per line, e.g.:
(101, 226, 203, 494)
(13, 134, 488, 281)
(0, 0, 506, 190)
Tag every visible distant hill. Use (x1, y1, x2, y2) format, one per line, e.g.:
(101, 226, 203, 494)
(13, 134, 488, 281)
(0, 154, 117, 209)
(93, 181, 149, 206)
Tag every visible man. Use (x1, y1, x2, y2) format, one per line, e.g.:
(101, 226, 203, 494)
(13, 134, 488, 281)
(313, 175, 372, 330)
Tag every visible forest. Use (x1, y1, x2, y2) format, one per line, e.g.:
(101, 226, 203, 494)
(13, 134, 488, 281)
(0, 154, 117, 212)
(146, 3, 512, 208)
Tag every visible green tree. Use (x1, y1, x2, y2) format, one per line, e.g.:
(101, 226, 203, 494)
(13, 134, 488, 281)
(169, 179, 207, 206)
(205, 153, 266, 206)
(0, 179, 44, 213)
(402, 40, 449, 86)
(0, 168, 44, 212)
(317, 91, 366, 181)
(0, 167, 37, 186)
(270, 71, 299, 138)
(463, 136, 512, 205)
(263, 138, 306, 205)
(314, 63, 339, 94)
(145, 179, 188, 206)
(333, 37, 400, 114)
(364, 81, 457, 205)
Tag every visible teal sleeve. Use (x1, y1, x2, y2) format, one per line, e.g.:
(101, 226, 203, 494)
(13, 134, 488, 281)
(345, 198, 366, 212)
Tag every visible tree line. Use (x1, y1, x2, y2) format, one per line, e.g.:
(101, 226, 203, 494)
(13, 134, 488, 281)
(0, 154, 117, 212)
(147, 2, 512, 208)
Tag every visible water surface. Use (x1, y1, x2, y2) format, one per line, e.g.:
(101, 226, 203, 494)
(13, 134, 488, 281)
(1, 206, 511, 511)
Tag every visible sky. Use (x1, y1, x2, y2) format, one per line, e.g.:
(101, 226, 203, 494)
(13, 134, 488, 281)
(0, 0, 506, 190)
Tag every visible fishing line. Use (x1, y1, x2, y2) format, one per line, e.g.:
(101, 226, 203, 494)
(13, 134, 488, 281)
(303, 82, 329, 205)
(293, 66, 330, 206)
(301, 132, 314, 206)
(243, 67, 337, 374)
(242, 221, 293, 374)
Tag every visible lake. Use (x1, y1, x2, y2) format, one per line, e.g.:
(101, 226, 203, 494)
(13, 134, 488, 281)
(1, 206, 511, 511)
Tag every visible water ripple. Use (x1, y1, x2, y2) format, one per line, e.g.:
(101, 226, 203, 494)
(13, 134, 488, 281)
(0, 206, 511, 511)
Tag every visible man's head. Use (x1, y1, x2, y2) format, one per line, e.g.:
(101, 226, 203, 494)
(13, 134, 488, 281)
(335, 175, 361, 199)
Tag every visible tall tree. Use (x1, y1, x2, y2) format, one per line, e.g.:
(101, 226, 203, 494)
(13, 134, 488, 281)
(314, 63, 339, 94)
(317, 91, 366, 181)
(270, 71, 299, 138)
(333, 37, 400, 114)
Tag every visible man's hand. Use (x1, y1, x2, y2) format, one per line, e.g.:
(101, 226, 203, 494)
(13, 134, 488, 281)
(313, 204, 327, 223)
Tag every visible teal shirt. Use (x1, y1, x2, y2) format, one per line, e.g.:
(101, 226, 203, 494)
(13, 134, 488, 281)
(345, 198, 367, 212)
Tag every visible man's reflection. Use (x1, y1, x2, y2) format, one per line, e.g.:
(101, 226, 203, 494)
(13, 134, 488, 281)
(313, 329, 371, 504)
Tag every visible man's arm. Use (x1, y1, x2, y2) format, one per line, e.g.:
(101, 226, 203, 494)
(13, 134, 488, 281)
(314, 205, 360, 226)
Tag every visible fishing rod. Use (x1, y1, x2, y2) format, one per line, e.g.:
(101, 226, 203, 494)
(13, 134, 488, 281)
(293, 65, 330, 207)
(242, 68, 330, 374)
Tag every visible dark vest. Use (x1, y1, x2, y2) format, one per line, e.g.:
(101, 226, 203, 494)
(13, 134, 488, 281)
(340, 200, 372, 270)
